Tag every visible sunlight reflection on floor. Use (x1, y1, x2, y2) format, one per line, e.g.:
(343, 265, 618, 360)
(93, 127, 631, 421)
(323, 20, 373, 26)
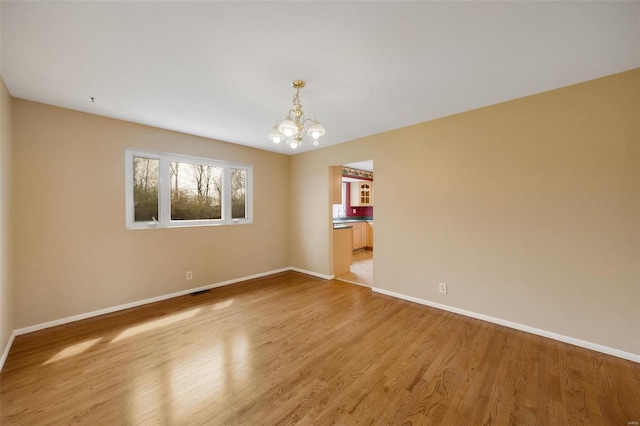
(170, 342, 227, 420)
(111, 308, 201, 343)
(168, 332, 252, 421)
(211, 299, 234, 311)
(131, 370, 164, 424)
(43, 338, 102, 365)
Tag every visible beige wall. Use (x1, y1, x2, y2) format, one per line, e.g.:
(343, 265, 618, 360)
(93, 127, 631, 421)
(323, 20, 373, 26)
(0, 77, 15, 356)
(5, 69, 639, 357)
(12, 100, 291, 328)
(290, 69, 640, 355)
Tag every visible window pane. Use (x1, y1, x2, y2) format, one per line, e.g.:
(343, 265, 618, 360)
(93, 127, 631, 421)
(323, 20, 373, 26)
(170, 161, 222, 220)
(231, 169, 247, 219)
(133, 156, 159, 222)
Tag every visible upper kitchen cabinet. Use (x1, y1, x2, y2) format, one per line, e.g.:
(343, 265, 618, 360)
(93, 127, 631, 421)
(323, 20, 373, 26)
(330, 166, 343, 205)
(350, 181, 374, 206)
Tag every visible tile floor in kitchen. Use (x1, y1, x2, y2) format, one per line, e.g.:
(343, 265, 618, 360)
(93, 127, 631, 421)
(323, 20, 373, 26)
(336, 249, 373, 287)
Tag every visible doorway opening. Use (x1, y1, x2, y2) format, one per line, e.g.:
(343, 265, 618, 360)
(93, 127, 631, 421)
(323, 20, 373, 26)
(332, 160, 373, 287)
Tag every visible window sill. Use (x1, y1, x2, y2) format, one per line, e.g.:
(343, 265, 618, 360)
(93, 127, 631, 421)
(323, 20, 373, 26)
(127, 220, 253, 230)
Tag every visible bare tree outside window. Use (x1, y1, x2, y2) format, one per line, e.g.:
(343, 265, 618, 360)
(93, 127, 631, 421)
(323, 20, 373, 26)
(126, 149, 252, 229)
(231, 169, 247, 219)
(133, 156, 159, 221)
(170, 161, 222, 220)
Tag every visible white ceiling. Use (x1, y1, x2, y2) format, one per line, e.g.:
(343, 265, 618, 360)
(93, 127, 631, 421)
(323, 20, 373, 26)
(1, 2, 639, 155)
(344, 161, 373, 173)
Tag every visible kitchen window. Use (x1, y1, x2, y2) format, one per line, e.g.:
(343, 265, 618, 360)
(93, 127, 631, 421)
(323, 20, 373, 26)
(125, 149, 252, 229)
(332, 182, 347, 219)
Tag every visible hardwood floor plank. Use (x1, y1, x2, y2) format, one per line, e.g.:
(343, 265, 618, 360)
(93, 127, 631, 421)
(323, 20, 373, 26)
(2, 271, 639, 425)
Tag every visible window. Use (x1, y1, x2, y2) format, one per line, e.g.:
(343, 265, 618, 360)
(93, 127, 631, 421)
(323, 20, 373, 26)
(126, 149, 252, 229)
(332, 182, 347, 219)
(170, 161, 222, 221)
(231, 168, 247, 219)
(132, 156, 159, 222)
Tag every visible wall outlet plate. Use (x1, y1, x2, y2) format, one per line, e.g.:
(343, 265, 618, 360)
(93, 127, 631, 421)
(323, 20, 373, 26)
(186, 271, 193, 280)
(439, 282, 447, 294)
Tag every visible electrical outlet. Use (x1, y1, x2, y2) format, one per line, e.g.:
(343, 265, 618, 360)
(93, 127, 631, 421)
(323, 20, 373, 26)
(352, 209, 356, 213)
(439, 282, 447, 294)
(186, 271, 193, 280)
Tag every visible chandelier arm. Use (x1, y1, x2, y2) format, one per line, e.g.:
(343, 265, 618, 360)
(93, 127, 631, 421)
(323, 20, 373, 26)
(287, 109, 298, 121)
(301, 117, 318, 128)
(273, 115, 287, 127)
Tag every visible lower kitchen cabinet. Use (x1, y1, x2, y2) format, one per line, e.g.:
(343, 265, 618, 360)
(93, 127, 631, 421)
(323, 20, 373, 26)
(352, 222, 364, 249)
(351, 222, 372, 250)
(333, 227, 353, 275)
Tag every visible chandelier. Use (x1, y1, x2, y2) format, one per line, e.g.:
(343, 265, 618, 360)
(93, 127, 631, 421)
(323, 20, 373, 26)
(268, 80, 326, 149)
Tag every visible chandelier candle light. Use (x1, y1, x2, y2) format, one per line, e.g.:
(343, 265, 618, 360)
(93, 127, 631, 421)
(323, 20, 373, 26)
(268, 80, 326, 149)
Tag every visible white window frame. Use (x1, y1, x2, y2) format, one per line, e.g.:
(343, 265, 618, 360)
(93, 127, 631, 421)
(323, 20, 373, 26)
(125, 149, 253, 229)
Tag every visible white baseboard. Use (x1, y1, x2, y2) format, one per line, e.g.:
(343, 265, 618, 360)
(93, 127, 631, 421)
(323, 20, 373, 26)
(0, 330, 16, 372)
(289, 267, 334, 280)
(372, 287, 640, 364)
(335, 277, 371, 288)
(15, 267, 292, 336)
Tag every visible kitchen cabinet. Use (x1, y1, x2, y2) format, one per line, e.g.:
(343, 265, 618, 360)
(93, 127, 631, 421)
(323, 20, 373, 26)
(333, 227, 352, 275)
(352, 222, 363, 249)
(367, 222, 373, 248)
(330, 166, 342, 205)
(351, 222, 368, 250)
(350, 181, 373, 206)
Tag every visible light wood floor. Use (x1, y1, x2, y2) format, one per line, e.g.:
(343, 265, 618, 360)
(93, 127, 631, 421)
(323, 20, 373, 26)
(336, 249, 373, 287)
(2, 271, 639, 425)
